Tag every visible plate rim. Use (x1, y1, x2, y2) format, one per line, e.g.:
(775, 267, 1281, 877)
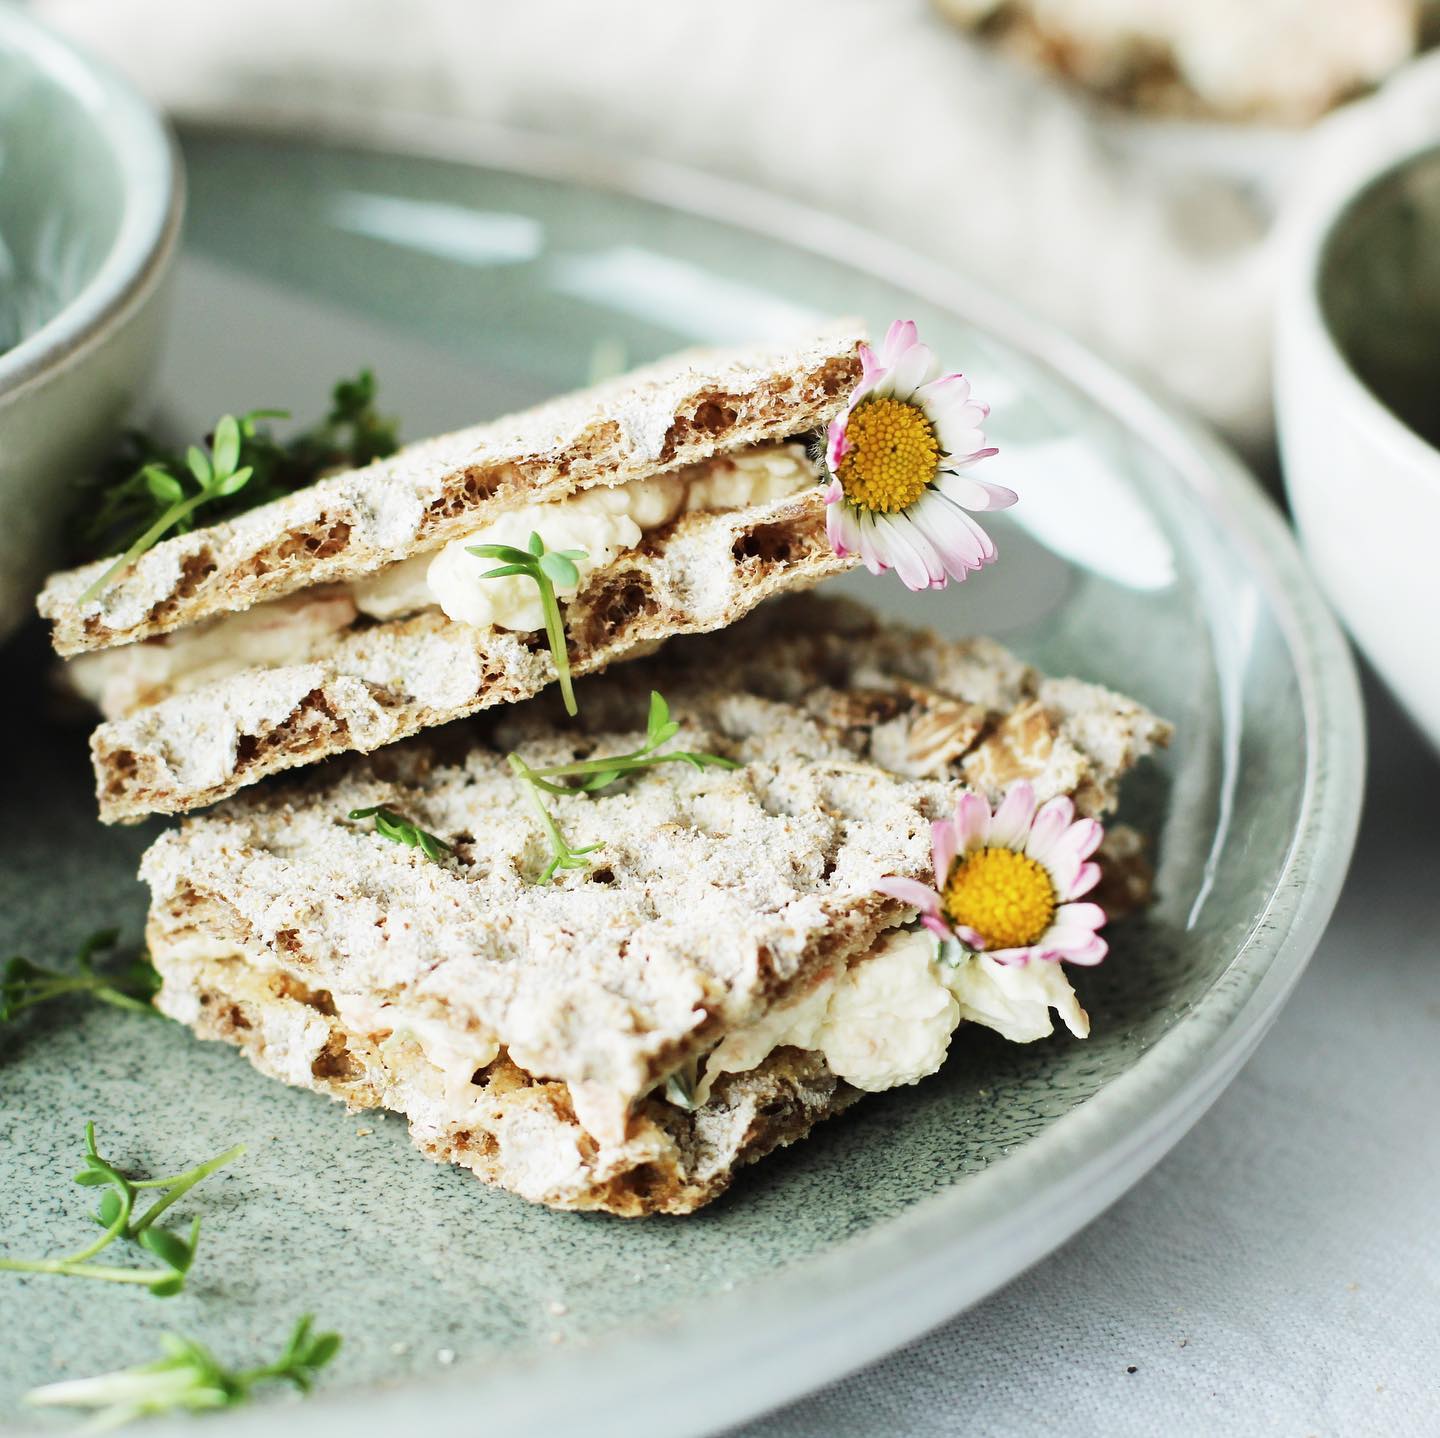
(112, 110, 1365, 1438)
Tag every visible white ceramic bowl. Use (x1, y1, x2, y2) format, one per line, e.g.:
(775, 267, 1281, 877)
(1276, 55, 1440, 750)
(0, 8, 182, 640)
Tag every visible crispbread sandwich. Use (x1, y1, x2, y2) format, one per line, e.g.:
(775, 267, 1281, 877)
(39, 327, 864, 824)
(141, 599, 1169, 1217)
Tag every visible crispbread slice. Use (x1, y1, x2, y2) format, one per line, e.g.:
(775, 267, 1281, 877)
(92, 487, 851, 823)
(155, 952, 858, 1217)
(142, 598, 1171, 1214)
(39, 326, 862, 656)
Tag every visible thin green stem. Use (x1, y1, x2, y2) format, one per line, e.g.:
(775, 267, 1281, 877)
(0, 1258, 171, 1286)
(129, 1144, 245, 1230)
(78, 488, 216, 605)
(531, 751, 737, 782)
(536, 570, 578, 717)
(507, 754, 601, 883)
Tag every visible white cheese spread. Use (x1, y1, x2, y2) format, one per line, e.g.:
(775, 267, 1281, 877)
(353, 442, 814, 632)
(67, 589, 359, 721)
(332, 992, 500, 1107)
(688, 927, 1090, 1105)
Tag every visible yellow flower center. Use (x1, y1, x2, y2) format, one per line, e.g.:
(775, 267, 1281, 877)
(942, 847, 1057, 950)
(837, 396, 940, 513)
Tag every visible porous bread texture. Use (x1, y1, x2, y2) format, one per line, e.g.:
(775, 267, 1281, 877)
(92, 488, 852, 823)
(151, 948, 858, 1217)
(39, 326, 864, 656)
(141, 599, 1170, 1211)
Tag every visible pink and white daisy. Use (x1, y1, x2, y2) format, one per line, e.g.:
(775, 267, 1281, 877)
(875, 781, 1108, 967)
(824, 319, 1016, 591)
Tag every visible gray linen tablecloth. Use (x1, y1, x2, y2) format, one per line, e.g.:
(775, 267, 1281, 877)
(735, 674, 1440, 1437)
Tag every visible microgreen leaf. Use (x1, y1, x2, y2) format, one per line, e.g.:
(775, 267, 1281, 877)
(70, 371, 399, 597)
(211, 414, 241, 476)
(537, 550, 580, 588)
(347, 806, 452, 864)
(24, 1314, 341, 1424)
(664, 1059, 700, 1111)
(138, 1225, 193, 1274)
(1, 930, 160, 1030)
(0, 1126, 243, 1296)
(504, 692, 738, 882)
(212, 464, 254, 498)
(646, 690, 671, 741)
(144, 466, 184, 504)
(465, 534, 587, 717)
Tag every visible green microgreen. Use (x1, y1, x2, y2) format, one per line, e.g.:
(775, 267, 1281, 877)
(72, 370, 399, 601)
(24, 1314, 341, 1428)
(467, 531, 586, 717)
(507, 691, 738, 884)
(1, 930, 160, 1030)
(663, 1057, 701, 1112)
(346, 806, 452, 863)
(0, 1123, 244, 1297)
(505, 754, 606, 885)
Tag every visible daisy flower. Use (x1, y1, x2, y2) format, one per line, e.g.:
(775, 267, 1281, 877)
(824, 320, 1016, 590)
(876, 782, 1108, 967)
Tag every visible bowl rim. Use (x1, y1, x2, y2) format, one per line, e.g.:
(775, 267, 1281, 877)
(0, 6, 183, 397)
(1278, 98, 1440, 489)
(115, 112, 1367, 1438)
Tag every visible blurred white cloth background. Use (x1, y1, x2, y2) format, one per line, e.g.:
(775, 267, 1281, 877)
(39, 0, 1298, 448)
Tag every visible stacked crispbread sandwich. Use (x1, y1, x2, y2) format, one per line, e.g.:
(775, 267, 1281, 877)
(41, 325, 1168, 1215)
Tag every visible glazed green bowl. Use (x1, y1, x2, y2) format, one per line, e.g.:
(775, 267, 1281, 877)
(0, 5, 182, 639)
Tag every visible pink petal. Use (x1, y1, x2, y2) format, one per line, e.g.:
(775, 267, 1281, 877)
(875, 876, 942, 913)
(986, 946, 1034, 967)
(951, 445, 1000, 470)
(1026, 796, 1075, 863)
(827, 500, 861, 559)
(931, 819, 957, 888)
(935, 472, 1016, 512)
(823, 477, 843, 504)
(1050, 901, 1107, 937)
(889, 510, 947, 585)
(989, 782, 1037, 848)
(1055, 934, 1107, 967)
(884, 340, 939, 401)
(1067, 861, 1102, 899)
(954, 924, 986, 951)
(910, 491, 987, 579)
(877, 320, 918, 368)
(855, 512, 890, 576)
(871, 514, 934, 591)
(826, 419, 849, 473)
(930, 483, 1000, 562)
(921, 913, 955, 941)
(1068, 817, 1105, 862)
(858, 341, 885, 379)
(954, 790, 991, 851)
(914, 371, 973, 409)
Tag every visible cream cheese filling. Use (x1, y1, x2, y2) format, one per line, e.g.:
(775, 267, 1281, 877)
(331, 992, 500, 1107)
(67, 442, 816, 721)
(685, 927, 1091, 1107)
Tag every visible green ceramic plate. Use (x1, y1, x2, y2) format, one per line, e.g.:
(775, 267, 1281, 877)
(0, 121, 1363, 1438)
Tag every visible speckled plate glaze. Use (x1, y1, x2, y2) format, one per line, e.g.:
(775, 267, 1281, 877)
(0, 120, 1363, 1438)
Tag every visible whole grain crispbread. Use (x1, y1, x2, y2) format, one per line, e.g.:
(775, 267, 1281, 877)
(39, 326, 863, 656)
(142, 599, 1170, 1212)
(92, 487, 853, 823)
(153, 946, 859, 1217)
